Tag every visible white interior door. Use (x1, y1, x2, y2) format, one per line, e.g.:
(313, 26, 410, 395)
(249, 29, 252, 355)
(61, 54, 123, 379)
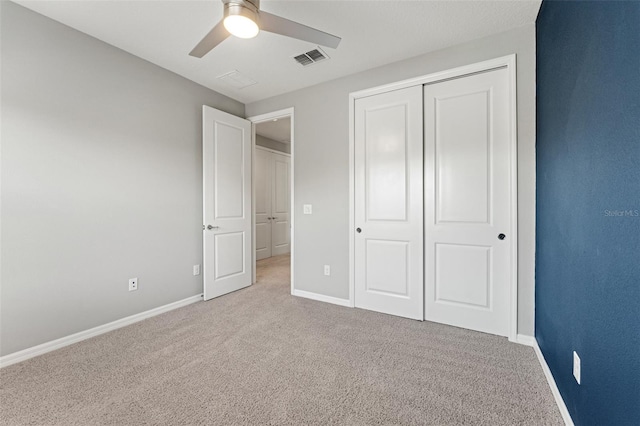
(203, 106, 252, 301)
(270, 152, 291, 256)
(255, 148, 272, 260)
(424, 68, 512, 336)
(354, 86, 424, 320)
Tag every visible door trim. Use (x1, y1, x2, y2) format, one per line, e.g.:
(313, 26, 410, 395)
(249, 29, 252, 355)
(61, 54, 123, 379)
(247, 108, 295, 295)
(348, 55, 518, 342)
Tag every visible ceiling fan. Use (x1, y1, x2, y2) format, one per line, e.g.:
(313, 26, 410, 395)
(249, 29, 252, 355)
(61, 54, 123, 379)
(189, 0, 341, 58)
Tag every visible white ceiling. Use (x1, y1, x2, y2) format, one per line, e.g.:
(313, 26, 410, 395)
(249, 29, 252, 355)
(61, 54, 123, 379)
(256, 117, 291, 143)
(14, 0, 541, 104)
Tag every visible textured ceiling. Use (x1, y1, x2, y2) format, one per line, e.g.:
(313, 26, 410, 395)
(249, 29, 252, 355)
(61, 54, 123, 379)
(256, 117, 291, 143)
(14, 0, 541, 104)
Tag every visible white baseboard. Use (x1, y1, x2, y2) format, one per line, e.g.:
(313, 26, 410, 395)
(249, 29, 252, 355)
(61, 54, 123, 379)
(0, 294, 203, 369)
(532, 340, 575, 426)
(515, 333, 536, 346)
(292, 289, 352, 307)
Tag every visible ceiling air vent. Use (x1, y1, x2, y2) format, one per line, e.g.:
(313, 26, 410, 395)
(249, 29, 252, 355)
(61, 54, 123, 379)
(293, 47, 329, 67)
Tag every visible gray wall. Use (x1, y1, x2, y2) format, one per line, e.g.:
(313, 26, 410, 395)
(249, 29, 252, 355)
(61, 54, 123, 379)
(256, 135, 290, 154)
(0, 2, 244, 356)
(246, 24, 537, 336)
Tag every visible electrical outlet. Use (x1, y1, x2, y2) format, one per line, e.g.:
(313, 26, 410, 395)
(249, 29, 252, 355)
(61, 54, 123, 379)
(324, 265, 331, 276)
(128, 278, 138, 292)
(303, 204, 313, 215)
(193, 264, 201, 276)
(573, 351, 581, 384)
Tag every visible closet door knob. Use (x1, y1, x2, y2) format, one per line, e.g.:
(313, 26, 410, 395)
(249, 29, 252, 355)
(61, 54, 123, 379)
(498, 233, 506, 240)
(356, 228, 362, 233)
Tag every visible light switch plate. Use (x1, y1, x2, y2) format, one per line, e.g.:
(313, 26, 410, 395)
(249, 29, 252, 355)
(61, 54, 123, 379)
(303, 204, 313, 214)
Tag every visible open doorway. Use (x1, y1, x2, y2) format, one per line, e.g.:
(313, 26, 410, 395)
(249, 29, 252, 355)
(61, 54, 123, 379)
(248, 108, 294, 294)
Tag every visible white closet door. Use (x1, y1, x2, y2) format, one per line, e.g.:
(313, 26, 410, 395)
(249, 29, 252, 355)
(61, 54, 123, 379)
(424, 68, 512, 336)
(255, 148, 272, 260)
(354, 86, 424, 320)
(270, 153, 291, 256)
(203, 106, 252, 301)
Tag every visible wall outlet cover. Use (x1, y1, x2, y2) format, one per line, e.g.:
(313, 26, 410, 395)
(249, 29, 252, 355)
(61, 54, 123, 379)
(573, 351, 581, 384)
(128, 278, 138, 292)
(324, 265, 331, 276)
(193, 264, 201, 276)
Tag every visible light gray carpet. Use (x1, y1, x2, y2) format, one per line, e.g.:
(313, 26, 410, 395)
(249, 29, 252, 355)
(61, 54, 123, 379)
(0, 254, 562, 425)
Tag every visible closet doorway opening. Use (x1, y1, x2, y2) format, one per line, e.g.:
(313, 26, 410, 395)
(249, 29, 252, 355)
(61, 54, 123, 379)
(249, 108, 294, 294)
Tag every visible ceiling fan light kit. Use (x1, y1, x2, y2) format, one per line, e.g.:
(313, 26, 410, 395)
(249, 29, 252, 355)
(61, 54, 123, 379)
(190, 0, 341, 58)
(223, 1, 259, 39)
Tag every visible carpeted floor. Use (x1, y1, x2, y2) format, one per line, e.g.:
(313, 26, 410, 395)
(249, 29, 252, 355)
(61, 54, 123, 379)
(0, 254, 562, 425)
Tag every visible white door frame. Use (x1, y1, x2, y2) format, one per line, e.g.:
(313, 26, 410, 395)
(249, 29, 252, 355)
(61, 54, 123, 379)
(247, 108, 295, 294)
(348, 55, 518, 342)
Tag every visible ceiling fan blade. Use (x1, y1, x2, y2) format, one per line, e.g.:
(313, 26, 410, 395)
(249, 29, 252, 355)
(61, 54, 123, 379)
(189, 20, 230, 58)
(259, 11, 341, 49)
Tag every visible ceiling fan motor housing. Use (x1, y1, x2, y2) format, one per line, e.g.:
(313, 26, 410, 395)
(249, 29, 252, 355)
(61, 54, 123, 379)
(222, 0, 259, 8)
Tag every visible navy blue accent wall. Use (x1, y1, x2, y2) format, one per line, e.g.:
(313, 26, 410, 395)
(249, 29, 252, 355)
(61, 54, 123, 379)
(536, 1, 640, 424)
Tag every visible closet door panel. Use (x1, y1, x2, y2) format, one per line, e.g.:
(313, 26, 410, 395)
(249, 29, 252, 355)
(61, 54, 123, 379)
(271, 153, 291, 256)
(255, 148, 272, 260)
(354, 86, 424, 320)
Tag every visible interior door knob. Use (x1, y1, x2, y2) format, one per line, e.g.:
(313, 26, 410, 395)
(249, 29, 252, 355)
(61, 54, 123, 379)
(356, 228, 362, 233)
(498, 233, 506, 240)
(207, 225, 219, 230)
